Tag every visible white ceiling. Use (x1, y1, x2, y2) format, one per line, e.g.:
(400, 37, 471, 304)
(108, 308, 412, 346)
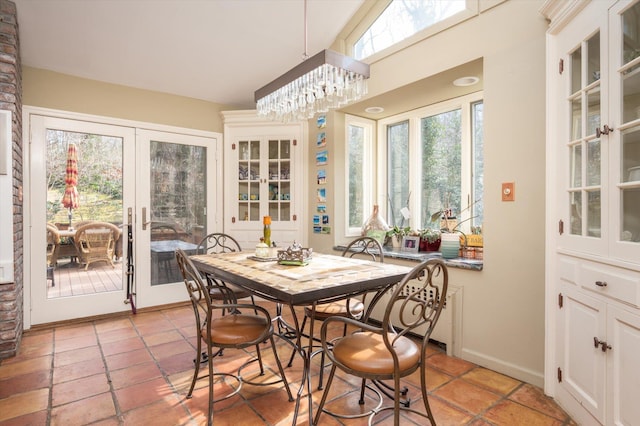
(13, 0, 365, 109)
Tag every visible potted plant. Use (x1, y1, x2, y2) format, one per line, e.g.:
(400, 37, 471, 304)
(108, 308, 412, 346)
(386, 225, 411, 249)
(418, 228, 441, 252)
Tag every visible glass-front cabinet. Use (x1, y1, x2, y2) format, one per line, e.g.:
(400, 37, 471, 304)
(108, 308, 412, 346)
(222, 111, 306, 249)
(558, 0, 640, 263)
(544, 1, 640, 425)
(237, 138, 292, 222)
(613, 0, 640, 260)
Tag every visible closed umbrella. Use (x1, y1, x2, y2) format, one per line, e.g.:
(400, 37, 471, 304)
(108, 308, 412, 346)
(61, 143, 79, 228)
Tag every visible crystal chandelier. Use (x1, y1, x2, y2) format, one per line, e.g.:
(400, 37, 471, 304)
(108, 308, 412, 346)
(254, 1, 370, 123)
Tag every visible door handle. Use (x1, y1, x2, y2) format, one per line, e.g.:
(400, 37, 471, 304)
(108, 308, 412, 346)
(142, 207, 151, 230)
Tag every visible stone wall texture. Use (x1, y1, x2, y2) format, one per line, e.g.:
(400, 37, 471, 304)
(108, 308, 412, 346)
(0, 0, 22, 360)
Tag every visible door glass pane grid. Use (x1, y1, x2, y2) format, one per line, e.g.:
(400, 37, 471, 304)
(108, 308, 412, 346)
(46, 130, 124, 298)
(567, 34, 602, 239)
(622, 187, 640, 242)
(587, 88, 601, 136)
(268, 139, 291, 222)
(571, 46, 582, 94)
(622, 61, 640, 123)
(570, 191, 582, 235)
(622, 2, 640, 66)
(571, 144, 583, 187)
(587, 31, 601, 85)
(586, 190, 601, 237)
(150, 141, 206, 285)
(622, 126, 640, 183)
(586, 139, 602, 186)
(571, 97, 582, 140)
(238, 140, 261, 222)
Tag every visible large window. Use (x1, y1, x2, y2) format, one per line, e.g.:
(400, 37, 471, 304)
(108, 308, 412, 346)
(381, 92, 483, 233)
(345, 116, 375, 236)
(350, 0, 476, 61)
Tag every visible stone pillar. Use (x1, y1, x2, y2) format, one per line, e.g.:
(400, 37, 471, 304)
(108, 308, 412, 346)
(0, 0, 22, 360)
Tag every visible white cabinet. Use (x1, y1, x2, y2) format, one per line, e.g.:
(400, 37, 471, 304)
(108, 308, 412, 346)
(221, 111, 307, 249)
(544, 1, 640, 424)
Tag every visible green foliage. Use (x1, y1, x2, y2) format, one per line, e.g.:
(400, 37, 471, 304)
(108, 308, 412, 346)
(418, 228, 441, 243)
(386, 225, 411, 238)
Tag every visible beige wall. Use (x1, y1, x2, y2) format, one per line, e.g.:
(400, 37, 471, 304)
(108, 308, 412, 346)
(309, 0, 549, 386)
(22, 0, 549, 387)
(23, 67, 231, 132)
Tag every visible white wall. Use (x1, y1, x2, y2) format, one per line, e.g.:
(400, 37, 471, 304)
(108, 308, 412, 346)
(309, 0, 549, 386)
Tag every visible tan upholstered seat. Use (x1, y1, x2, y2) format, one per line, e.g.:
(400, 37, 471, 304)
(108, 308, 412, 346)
(207, 314, 269, 345)
(332, 332, 419, 374)
(314, 258, 448, 426)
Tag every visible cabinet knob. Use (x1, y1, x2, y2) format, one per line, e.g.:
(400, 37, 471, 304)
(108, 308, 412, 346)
(595, 280, 607, 287)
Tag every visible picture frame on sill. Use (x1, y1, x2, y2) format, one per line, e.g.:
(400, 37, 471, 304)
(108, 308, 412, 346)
(402, 236, 419, 253)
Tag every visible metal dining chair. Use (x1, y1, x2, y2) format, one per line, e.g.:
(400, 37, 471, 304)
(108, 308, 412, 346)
(288, 236, 384, 388)
(175, 249, 293, 426)
(196, 232, 256, 311)
(313, 258, 448, 426)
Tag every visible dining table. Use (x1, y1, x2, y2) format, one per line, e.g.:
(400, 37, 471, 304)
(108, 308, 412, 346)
(189, 250, 412, 425)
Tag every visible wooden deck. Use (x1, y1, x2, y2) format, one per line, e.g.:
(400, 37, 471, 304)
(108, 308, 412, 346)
(47, 258, 123, 298)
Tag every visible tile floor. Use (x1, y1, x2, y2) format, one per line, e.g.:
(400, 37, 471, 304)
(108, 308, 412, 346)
(0, 303, 576, 425)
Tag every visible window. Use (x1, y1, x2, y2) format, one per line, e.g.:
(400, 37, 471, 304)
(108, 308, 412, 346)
(351, 0, 476, 61)
(381, 92, 483, 233)
(345, 115, 374, 236)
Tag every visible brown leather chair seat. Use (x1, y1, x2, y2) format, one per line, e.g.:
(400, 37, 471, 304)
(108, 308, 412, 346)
(207, 314, 269, 345)
(332, 331, 419, 375)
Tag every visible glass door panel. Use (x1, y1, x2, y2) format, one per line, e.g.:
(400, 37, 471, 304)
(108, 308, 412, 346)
(45, 130, 125, 298)
(566, 31, 604, 241)
(149, 141, 206, 286)
(29, 115, 135, 325)
(616, 2, 640, 248)
(135, 129, 218, 309)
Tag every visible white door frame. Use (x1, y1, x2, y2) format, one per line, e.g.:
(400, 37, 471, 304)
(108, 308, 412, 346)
(22, 106, 222, 329)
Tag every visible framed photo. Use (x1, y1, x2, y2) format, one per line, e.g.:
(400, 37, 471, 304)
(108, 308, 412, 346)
(402, 236, 419, 252)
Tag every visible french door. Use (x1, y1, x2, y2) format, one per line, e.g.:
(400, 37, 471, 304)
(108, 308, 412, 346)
(27, 112, 219, 325)
(134, 129, 218, 309)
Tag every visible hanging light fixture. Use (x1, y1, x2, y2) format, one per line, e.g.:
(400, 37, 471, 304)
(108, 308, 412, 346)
(254, 0, 370, 123)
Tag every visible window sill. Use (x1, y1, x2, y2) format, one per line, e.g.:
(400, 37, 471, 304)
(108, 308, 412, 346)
(334, 246, 483, 271)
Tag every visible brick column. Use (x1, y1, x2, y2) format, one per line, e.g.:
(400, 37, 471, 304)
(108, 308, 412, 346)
(0, 0, 22, 360)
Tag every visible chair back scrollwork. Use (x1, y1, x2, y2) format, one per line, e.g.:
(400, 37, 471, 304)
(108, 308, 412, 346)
(197, 232, 242, 255)
(341, 236, 384, 263)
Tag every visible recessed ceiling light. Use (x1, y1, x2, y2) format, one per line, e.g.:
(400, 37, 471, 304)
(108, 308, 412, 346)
(365, 106, 385, 114)
(453, 76, 479, 87)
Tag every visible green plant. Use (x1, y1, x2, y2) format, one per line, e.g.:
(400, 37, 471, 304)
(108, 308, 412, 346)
(386, 225, 411, 238)
(418, 228, 441, 243)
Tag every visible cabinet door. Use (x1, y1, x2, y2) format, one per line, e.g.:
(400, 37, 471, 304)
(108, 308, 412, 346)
(558, 287, 607, 424)
(224, 125, 305, 249)
(607, 305, 640, 425)
(555, 0, 610, 256)
(610, 0, 640, 263)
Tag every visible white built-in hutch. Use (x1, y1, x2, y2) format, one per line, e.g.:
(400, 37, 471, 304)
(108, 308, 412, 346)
(542, 1, 640, 424)
(221, 111, 307, 250)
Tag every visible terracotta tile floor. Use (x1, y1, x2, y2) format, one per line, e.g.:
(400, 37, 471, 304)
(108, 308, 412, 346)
(0, 303, 576, 425)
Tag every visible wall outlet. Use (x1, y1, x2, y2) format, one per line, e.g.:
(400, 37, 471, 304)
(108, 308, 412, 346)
(502, 182, 515, 202)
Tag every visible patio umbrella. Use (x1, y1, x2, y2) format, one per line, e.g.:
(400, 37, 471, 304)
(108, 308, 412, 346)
(61, 142, 79, 227)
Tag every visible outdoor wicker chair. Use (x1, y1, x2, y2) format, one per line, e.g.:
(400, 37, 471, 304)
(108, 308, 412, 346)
(74, 221, 121, 270)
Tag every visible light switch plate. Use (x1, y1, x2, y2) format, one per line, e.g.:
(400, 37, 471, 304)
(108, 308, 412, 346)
(502, 182, 515, 202)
